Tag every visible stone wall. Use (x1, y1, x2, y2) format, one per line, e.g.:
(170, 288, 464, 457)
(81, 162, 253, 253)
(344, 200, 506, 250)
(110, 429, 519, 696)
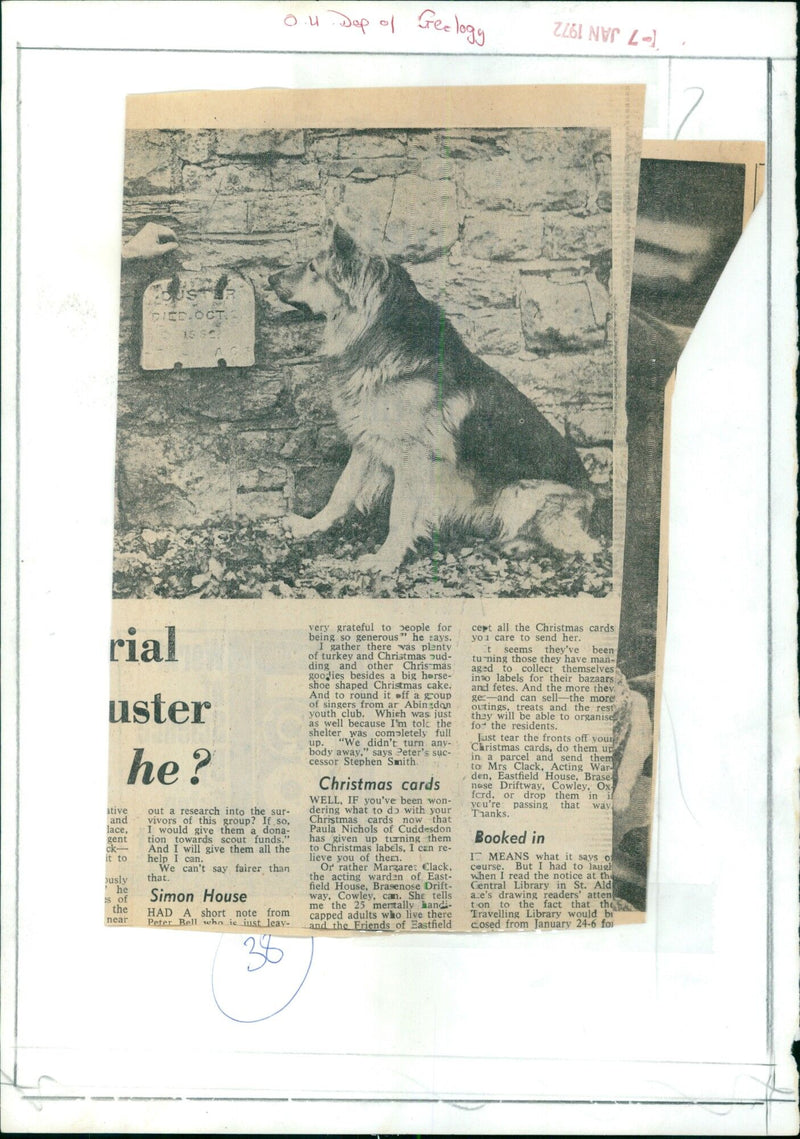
(117, 127, 613, 529)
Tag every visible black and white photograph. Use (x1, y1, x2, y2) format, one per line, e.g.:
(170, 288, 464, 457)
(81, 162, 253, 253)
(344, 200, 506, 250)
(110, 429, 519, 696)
(113, 125, 617, 599)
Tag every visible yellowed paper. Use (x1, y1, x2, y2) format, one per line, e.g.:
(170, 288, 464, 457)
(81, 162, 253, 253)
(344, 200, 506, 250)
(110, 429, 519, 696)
(108, 84, 644, 933)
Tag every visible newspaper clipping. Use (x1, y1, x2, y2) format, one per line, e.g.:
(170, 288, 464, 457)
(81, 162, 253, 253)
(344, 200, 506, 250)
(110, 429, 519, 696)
(107, 84, 646, 933)
(614, 140, 764, 911)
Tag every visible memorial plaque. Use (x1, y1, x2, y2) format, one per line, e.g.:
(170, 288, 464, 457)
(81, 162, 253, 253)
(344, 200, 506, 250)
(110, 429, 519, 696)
(141, 273, 255, 369)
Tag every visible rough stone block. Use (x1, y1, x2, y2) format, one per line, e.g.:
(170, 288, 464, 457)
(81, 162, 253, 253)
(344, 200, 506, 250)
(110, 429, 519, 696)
(339, 132, 407, 158)
(307, 132, 340, 158)
(451, 309, 523, 355)
(166, 369, 284, 422)
(519, 274, 606, 352)
(124, 195, 258, 239)
(326, 157, 413, 182)
(180, 164, 217, 195)
(234, 430, 290, 466)
(290, 363, 335, 419)
(116, 380, 175, 428)
(216, 129, 305, 157)
(176, 131, 215, 163)
(341, 174, 459, 261)
(322, 177, 345, 218)
(406, 130, 440, 154)
(240, 374, 293, 421)
(234, 469, 262, 492)
(564, 402, 614, 446)
(543, 212, 612, 259)
(235, 467, 289, 495)
(179, 238, 296, 274)
(289, 391, 332, 428)
(511, 127, 608, 166)
(293, 227, 329, 262)
(339, 178, 396, 247)
(278, 426, 317, 459)
(124, 130, 176, 194)
(464, 156, 588, 212)
(233, 488, 289, 519)
(234, 460, 290, 492)
(384, 175, 460, 261)
(121, 196, 183, 237)
(404, 261, 450, 305)
(483, 351, 613, 402)
(438, 130, 511, 160)
(258, 315, 325, 360)
(463, 212, 544, 260)
(314, 423, 349, 460)
(182, 162, 269, 195)
(248, 192, 325, 234)
(291, 461, 345, 516)
(415, 157, 459, 181)
(116, 426, 232, 527)
(534, 170, 591, 212)
(428, 258, 519, 311)
(196, 198, 250, 234)
(270, 158, 322, 190)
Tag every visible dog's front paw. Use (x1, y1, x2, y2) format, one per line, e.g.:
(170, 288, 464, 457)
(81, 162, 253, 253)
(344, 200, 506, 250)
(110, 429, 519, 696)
(355, 551, 398, 575)
(284, 512, 319, 540)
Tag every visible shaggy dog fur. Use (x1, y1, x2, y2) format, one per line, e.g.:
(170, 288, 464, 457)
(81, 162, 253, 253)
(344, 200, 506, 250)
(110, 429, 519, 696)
(269, 225, 600, 573)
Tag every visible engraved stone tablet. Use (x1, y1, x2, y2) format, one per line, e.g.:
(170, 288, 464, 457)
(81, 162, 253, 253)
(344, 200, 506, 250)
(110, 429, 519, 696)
(141, 273, 255, 369)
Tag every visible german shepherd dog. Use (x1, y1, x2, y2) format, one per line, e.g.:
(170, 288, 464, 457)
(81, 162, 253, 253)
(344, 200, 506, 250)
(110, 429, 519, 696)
(269, 226, 600, 574)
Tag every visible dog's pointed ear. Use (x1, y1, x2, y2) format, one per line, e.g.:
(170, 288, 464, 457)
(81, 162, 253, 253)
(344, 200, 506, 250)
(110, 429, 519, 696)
(332, 224, 357, 261)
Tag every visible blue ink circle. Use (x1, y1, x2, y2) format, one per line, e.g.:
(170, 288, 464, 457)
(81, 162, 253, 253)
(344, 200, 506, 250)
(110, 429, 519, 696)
(211, 934, 314, 1023)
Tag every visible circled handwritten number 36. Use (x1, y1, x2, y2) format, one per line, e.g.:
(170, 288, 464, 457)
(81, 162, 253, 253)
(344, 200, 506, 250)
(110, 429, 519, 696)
(243, 934, 285, 971)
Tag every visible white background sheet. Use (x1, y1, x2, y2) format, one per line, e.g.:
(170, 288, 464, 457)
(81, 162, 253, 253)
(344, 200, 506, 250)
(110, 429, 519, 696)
(2, 2, 797, 1134)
